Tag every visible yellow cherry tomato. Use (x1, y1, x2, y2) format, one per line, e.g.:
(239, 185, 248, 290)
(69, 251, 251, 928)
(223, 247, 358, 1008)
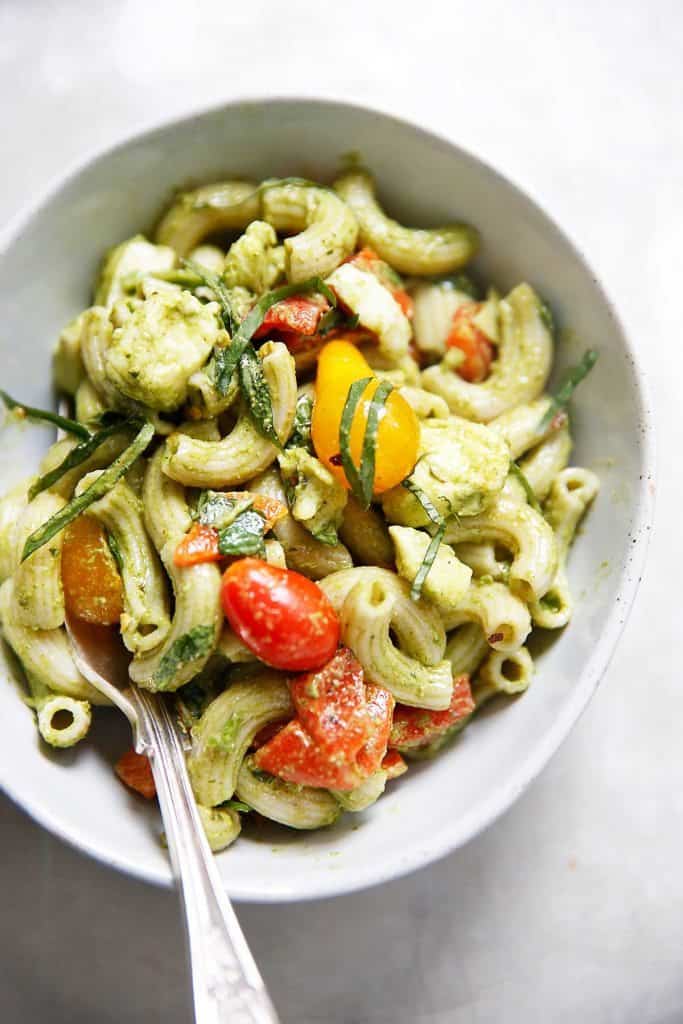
(311, 338, 420, 494)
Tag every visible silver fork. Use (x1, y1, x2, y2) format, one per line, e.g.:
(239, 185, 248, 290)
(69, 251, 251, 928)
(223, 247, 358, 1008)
(67, 611, 280, 1024)
(57, 399, 279, 1023)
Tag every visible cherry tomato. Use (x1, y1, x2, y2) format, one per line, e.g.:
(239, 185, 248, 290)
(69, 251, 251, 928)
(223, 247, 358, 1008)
(389, 675, 475, 750)
(61, 515, 123, 625)
(115, 749, 156, 800)
(311, 340, 420, 494)
(445, 303, 495, 383)
(289, 647, 371, 760)
(220, 558, 340, 671)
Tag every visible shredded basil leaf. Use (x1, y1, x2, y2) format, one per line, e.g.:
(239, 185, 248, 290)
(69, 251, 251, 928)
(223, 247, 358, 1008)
(1, 391, 91, 441)
(207, 275, 336, 395)
(226, 799, 251, 814)
(106, 531, 124, 573)
(286, 394, 313, 451)
(311, 523, 339, 546)
(358, 381, 393, 508)
(153, 624, 216, 689)
(182, 260, 239, 335)
(21, 420, 154, 562)
(338, 378, 393, 509)
(409, 521, 447, 602)
(28, 420, 135, 500)
(401, 480, 460, 600)
(217, 509, 267, 557)
(176, 680, 213, 724)
(338, 377, 371, 505)
(195, 491, 252, 529)
(238, 346, 280, 446)
(186, 264, 336, 444)
(508, 462, 543, 514)
(317, 308, 359, 336)
(401, 478, 442, 526)
(537, 349, 598, 434)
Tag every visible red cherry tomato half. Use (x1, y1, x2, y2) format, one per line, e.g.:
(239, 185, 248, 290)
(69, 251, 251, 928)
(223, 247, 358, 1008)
(220, 558, 340, 672)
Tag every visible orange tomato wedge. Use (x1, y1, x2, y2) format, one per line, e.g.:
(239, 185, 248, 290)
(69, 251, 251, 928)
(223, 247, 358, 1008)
(61, 515, 124, 625)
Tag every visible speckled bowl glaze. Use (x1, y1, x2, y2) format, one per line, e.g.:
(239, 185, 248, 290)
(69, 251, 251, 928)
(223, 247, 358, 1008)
(0, 99, 654, 901)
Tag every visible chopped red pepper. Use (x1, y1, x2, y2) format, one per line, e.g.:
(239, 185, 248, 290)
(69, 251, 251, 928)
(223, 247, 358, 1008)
(174, 522, 222, 567)
(115, 749, 156, 800)
(389, 675, 475, 750)
(253, 296, 329, 340)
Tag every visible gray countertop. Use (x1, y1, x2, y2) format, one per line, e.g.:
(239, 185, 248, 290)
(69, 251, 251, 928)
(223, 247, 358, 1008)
(1, 2, 680, 1021)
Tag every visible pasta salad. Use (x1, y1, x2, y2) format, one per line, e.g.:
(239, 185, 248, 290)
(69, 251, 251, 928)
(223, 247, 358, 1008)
(0, 169, 599, 850)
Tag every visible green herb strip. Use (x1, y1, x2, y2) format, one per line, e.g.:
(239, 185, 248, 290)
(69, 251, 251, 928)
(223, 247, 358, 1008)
(226, 799, 251, 814)
(195, 491, 253, 529)
(216, 509, 267, 557)
(183, 263, 336, 446)
(537, 349, 598, 434)
(409, 520, 447, 602)
(183, 260, 239, 335)
(21, 420, 154, 562)
(106, 531, 124, 573)
(311, 523, 339, 546)
(28, 421, 134, 500)
(317, 308, 360, 336)
(338, 377, 372, 505)
(401, 480, 455, 601)
(358, 381, 393, 508)
(1, 391, 90, 441)
(401, 478, 442, 526)
(198, 274, 336, 396)
(238, 346, 280, 446)
(508, 462, 543, 514)
(153, 624, 215, 689)
(287, 394, 313, 451)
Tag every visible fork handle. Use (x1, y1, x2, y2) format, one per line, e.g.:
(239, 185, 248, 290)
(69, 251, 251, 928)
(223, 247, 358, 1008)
(133, 689, 280, 1024)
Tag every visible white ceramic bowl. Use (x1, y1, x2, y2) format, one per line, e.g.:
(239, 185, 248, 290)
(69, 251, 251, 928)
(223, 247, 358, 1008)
(0, 99, 654, 901)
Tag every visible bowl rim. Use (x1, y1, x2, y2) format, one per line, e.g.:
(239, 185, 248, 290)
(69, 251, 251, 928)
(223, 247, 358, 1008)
(0, 95, 656, 901)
